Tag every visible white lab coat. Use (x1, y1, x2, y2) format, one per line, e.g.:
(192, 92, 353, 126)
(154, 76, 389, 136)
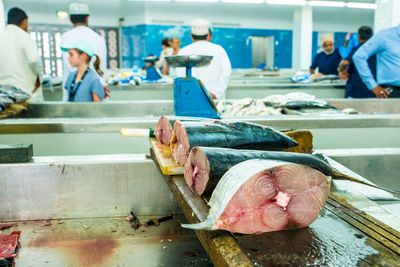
(61, 25, 107, 101)
(0, 25, 43, 102)
(176, 41, 231, 100)
(156, 47, 173, 71)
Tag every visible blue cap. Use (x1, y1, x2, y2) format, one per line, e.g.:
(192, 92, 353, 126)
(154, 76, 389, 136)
(61, 39, 96, 57)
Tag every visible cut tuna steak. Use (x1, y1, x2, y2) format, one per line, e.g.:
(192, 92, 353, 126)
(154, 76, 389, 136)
(185, 147, 333, 196)
(154, 116, 173, 145)
(183, 159, 330, 234)
(171, 120, 298, 165)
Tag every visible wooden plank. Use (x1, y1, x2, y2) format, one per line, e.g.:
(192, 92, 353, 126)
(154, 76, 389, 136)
(0, 102, 28, 119)
(149, 138, 183, 175)
(168, 175, 255, 267)
(327, 194, 400, 255)
(283, 130, 313, 154)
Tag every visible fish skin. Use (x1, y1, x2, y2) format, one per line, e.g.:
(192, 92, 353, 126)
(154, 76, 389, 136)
(185, 147, 333, 195)
(0, 84, 31, 103)
(171, 120, 298, 166)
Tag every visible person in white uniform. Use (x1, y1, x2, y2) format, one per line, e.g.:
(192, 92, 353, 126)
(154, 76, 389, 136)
(0, 7, 43, 102)
(176, 19, 231, 100)
(156, 38, 173, 75)
(61, 3, 107, 101)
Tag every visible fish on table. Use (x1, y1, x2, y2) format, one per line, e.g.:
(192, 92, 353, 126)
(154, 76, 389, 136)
(170, 120, 298, 165)
(183, 159, 331, 234)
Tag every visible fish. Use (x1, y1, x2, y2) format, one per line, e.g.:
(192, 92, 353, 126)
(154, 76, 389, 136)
(170, 120, 298, 165)
(154, 116, 173, 145)
(0, 84, 31, 103)
(281, 99, 332, 109)
(0, 101, 5, 112)
(218, 98, 283, 117)
(185, 147, 400, 197)
(182, 159, 331, 234)
(184, 147, 334, 196)
(0, 93, 15, 107)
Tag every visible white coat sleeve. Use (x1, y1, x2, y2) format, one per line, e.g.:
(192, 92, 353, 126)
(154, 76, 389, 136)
(23, 36, 42, 78)
(216, 48, 231, 99)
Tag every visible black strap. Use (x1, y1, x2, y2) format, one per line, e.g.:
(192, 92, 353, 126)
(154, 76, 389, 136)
(68, 68, 90, 102)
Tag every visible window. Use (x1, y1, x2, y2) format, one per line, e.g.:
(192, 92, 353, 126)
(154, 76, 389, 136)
(29, 24, 120, 77)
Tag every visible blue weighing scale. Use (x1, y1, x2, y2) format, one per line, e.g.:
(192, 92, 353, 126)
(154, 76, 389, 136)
(143, 56, 162, 81)
(165, 55, 220, 119)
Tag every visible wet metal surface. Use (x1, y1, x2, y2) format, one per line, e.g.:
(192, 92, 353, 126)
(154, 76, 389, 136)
(0, 216, 212, 267)
(237, 207, 400, 266)
(317, 149, 400, 232)
(319, 148, 400, 190)
(160, 172, 400, 266)
(0, 154, 179, 221)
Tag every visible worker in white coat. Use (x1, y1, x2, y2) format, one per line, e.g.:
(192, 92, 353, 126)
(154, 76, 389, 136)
(0, 7, 43, 102)
(177, 19, 231, 100)
(61, 3, 107, 101)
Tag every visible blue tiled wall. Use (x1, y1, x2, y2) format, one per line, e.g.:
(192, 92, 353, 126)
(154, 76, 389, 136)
(122, 24, 348, 69)
(121, 24, 292, 69)
(121, 25, 146, 68)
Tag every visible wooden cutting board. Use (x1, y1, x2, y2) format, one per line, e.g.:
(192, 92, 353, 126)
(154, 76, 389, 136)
(149, 138, 184, 176)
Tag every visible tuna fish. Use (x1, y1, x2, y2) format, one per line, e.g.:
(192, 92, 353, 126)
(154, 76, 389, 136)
(184, 147, 333, 196)
(0, 93, 15, 107)
(0, 84, 31, 103)
(154, 116, 173, 145)
(170, 120, 298, 165)
(183, 159, 331, 234)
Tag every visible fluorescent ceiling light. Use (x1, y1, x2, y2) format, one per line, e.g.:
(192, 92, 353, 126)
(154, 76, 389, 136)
(176, 0, 218, 2)
(222, 0, 264, 3)
(309, 1, 345, 7)
(128, 0, 171, 2)
(267, 0, 306, 5)
(56, 10, 68, 19)
(346, 2, 377, 9)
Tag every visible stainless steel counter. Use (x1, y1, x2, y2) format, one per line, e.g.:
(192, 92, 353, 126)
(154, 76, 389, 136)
(43, 82, 345, 101)
(0, 154, 179, 221)
(13, 99, 400, 119)
(0, 114, 399, 156)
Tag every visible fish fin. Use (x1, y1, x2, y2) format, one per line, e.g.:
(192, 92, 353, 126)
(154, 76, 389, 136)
(181, 217, 216, 230)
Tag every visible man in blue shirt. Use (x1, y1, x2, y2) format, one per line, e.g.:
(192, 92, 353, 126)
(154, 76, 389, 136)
(353, 24, 400, 98)
(310, 34, 342, 75)
(338, 26, 375, 98)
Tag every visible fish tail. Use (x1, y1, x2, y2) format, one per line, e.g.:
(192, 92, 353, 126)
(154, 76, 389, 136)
(333, 171, 400, 196)
(181, 218, 216, 230)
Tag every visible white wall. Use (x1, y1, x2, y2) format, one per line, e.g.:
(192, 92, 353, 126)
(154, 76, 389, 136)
(141, 2, 374, 32)
(313, 6, 375, 32)
(0, 0, 5, 31)
(120, 1, 145, 26)
(3, 0, 375, 32)
(144, 2, 294, 30)
(374, 0, 400, 33)
(3, 0, 120, 27)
